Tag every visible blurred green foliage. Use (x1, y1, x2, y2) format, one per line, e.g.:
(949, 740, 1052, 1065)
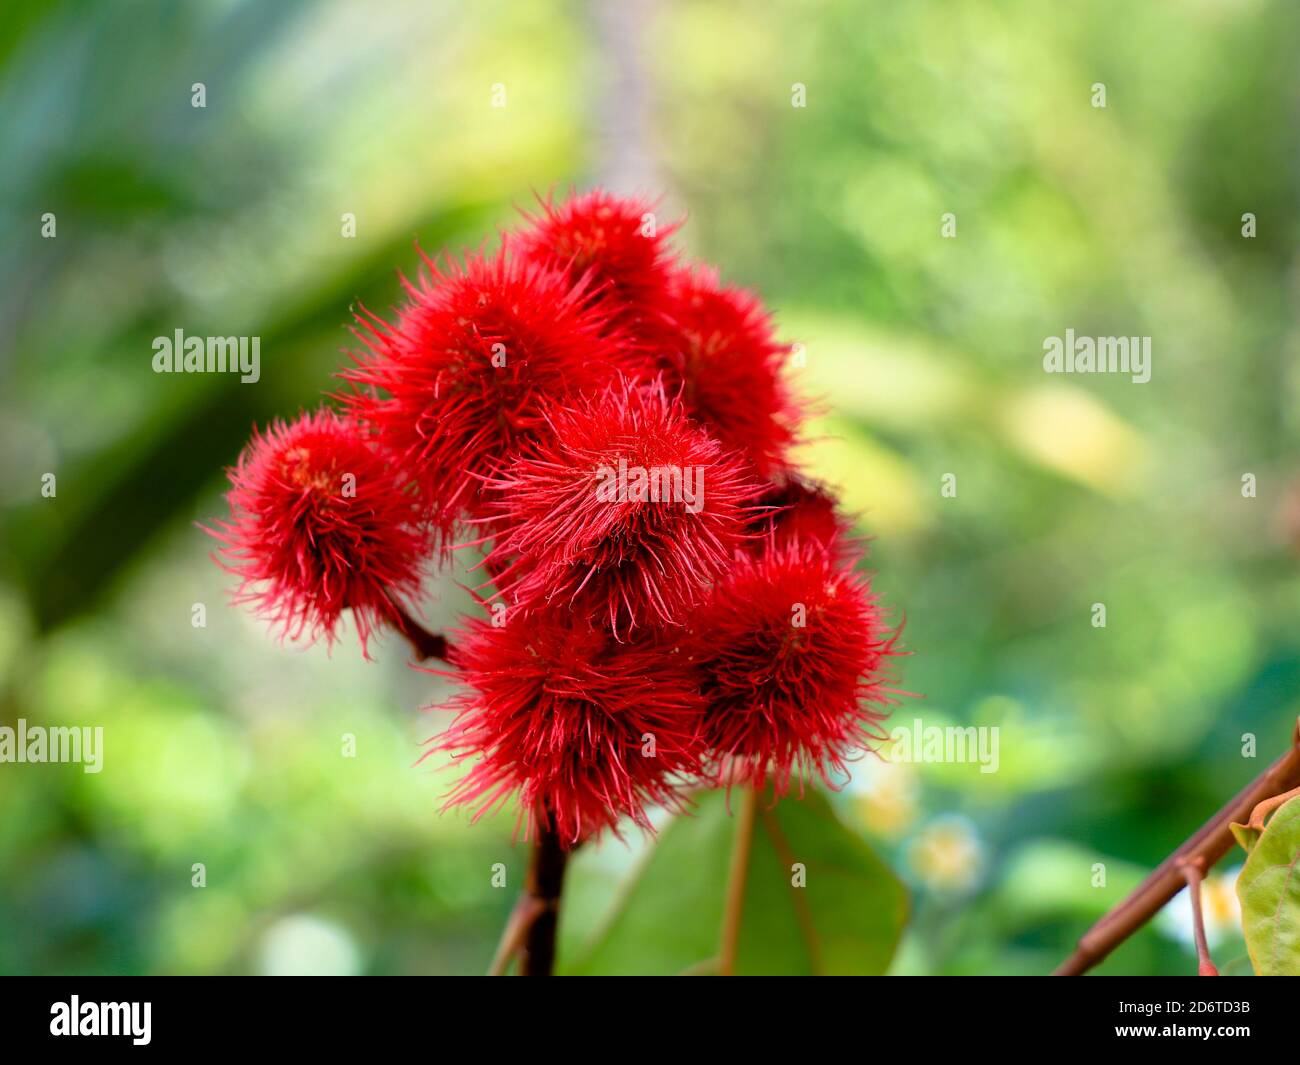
(3, 0, 1300, 975)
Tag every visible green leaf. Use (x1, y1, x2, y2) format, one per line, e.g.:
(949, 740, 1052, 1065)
(1237, 795, 1300, 976)
(559, 789, 908, 975)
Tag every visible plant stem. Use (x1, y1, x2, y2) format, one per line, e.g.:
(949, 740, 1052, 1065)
(384, 600, 449, 662)
(718, 785, 760, 976)
(1055, 717, 1300, 976)
(517, 814, 569, 976)
(487, 892, 543, 976)
(1178, 858, 1218, 976)
(486, 823, 570, 976)
(1241, 782, 1300, 833)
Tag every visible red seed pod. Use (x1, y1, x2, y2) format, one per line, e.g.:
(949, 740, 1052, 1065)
(749, 476, 855, 559)
(483, 377, 763, 635)
(206, 408, 426, 656)
(515, 189, 680, 345)
(664, 265, 803, 477)
(429, 610, 705, 846)
(689, 540, 899, 795)
(341, 244, 644, 536)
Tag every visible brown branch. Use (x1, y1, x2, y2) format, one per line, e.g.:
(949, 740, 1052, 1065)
(718, 786, 759, 976)
(1055, 716, 1300, 976)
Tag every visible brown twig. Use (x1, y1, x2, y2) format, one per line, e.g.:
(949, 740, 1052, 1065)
(1055, 716, 1300, 976)
(384, 599, 449, 662)
(1178, 857, 1219, 976)
(1242, 782, 1300, 834)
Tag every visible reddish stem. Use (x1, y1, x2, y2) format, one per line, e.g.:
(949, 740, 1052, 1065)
(518, 813, 569, 976)
(384, 599, 449, 662)
(1178, 857, 1219, 976)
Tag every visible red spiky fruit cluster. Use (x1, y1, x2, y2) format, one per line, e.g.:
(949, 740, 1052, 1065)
(208, 189, 902, 847)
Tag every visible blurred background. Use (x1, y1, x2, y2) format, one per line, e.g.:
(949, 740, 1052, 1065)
(3, 0, 1300, 975)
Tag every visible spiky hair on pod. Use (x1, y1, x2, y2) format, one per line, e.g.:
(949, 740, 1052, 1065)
(664, 265, 803, 477)
(206, 408, 427, 657)
(687, 540, 900, 796)
(428, 610, 705, 846)
(514, 189, 680, 347)
(481, 376, 763, 636)
(340, 243, 649, 537)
